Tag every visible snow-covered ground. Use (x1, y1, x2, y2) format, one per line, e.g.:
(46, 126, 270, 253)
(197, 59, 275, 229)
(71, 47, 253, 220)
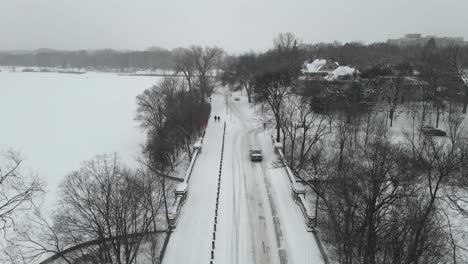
(0, 71, 161, 209)
(163, 89, 324, 264)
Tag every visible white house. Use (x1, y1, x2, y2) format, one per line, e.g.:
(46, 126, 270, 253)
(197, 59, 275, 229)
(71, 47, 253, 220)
(325, 66, 359, 81)
(301, 59, 339, 80)
(301, 59, 358, 81)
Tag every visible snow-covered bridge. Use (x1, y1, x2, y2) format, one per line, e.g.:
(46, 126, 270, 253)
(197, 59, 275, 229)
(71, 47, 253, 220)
(163, 89, 325, 264)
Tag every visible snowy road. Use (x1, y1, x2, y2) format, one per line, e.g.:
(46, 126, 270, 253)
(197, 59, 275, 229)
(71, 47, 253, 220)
(163, 89, 324, 264)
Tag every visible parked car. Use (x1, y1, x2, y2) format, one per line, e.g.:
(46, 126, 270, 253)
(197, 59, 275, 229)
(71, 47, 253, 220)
(250, 149, 262, 162)
(422, 126, 447, 137)
(234, 97, 240, 101)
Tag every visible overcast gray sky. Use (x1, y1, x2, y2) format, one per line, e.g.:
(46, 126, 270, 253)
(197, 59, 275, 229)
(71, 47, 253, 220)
(1, 0, 467, 53)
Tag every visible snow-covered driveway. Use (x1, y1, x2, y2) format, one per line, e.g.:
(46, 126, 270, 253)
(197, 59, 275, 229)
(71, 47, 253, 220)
(163, 89, 324, 264)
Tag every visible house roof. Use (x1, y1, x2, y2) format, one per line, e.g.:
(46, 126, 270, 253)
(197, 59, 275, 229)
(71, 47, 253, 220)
(302, 59, 338, 74)
(325, 66, 358, 81)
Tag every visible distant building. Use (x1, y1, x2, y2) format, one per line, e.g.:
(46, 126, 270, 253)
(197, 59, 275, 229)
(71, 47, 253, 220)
(387, 33, 466, 47)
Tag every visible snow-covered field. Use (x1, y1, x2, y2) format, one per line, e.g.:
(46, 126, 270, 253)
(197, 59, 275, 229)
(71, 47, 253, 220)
(0, 71, 160, 209)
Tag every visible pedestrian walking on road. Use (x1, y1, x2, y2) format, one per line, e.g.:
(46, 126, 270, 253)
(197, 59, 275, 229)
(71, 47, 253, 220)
(214, 116, 217, 122)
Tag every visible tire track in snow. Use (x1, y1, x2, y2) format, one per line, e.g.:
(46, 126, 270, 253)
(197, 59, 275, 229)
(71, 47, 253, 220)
(229, 100, 284, 264)
(230, 127, 242, 264)
(230, 99, 288, 264)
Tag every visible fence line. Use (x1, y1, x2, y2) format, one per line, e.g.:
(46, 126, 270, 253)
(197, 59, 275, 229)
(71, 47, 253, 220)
(209, 122, 226, 264)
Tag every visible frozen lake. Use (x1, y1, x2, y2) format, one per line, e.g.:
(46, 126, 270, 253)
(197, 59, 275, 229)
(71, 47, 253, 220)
(0, 71, 161, 208)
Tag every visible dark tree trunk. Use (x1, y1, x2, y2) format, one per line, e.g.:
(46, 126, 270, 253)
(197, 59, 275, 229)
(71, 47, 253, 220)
(389, 110, 394, 127)
(246, 86, 252, 103)
(463, 90, 468, 114)
(276, 124, 281, 143)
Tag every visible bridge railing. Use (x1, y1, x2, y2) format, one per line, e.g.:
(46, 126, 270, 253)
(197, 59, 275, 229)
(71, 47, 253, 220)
(271, 135, 314, 231)
(168, 137, 203, 230)
(271, 135, 330, 264)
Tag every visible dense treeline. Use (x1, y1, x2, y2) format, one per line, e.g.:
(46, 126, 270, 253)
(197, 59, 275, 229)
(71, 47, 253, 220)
(0, 47, 174, 70)
(136, 45, 223, 172)
(224, 33, 468, 264)
(136, 77, 211, 171)
(301, 41, 468, 70)
(314, 117, 468, 264)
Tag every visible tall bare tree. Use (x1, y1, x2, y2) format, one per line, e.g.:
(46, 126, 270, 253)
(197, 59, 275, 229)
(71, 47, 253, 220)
(173, 47, 197, 95)
(419, 43, 452, 128)
(255, 69, 291, 142)
(191, 45, 224, 97)
(280, 95, 329, 170)
(405, 135, 467, 264)
(222, 53, 258, 103)
(384, 62, 412, 127)
(447, 45, 468, 113)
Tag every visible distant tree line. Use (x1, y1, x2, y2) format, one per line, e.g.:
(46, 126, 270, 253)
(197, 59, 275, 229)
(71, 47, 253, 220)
(2, 40, 467, 72)
(300, 40, 468, 70)
(0, 47, 175, 70)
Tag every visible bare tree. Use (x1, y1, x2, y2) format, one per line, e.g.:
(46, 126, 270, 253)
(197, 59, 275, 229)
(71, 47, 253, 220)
(55, 154, 162, 264)
(0, 150, 43, 235)
(281, 95, 329, 170)
(446, 140, 468, 221)
(404, 135, 467, 264)
(4, 208, 74, 264)
(255, 69, 291, 142)
(384, 62, 412, 127)
(447, 45, 468, 113)
(419, 44, 453, 128)
(173, 47, 197, 95)
(191, 45, 224, 97)
(445, 103, 465, 153)
(222, 53, 258, 103)
(273, 32, 301, 52)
